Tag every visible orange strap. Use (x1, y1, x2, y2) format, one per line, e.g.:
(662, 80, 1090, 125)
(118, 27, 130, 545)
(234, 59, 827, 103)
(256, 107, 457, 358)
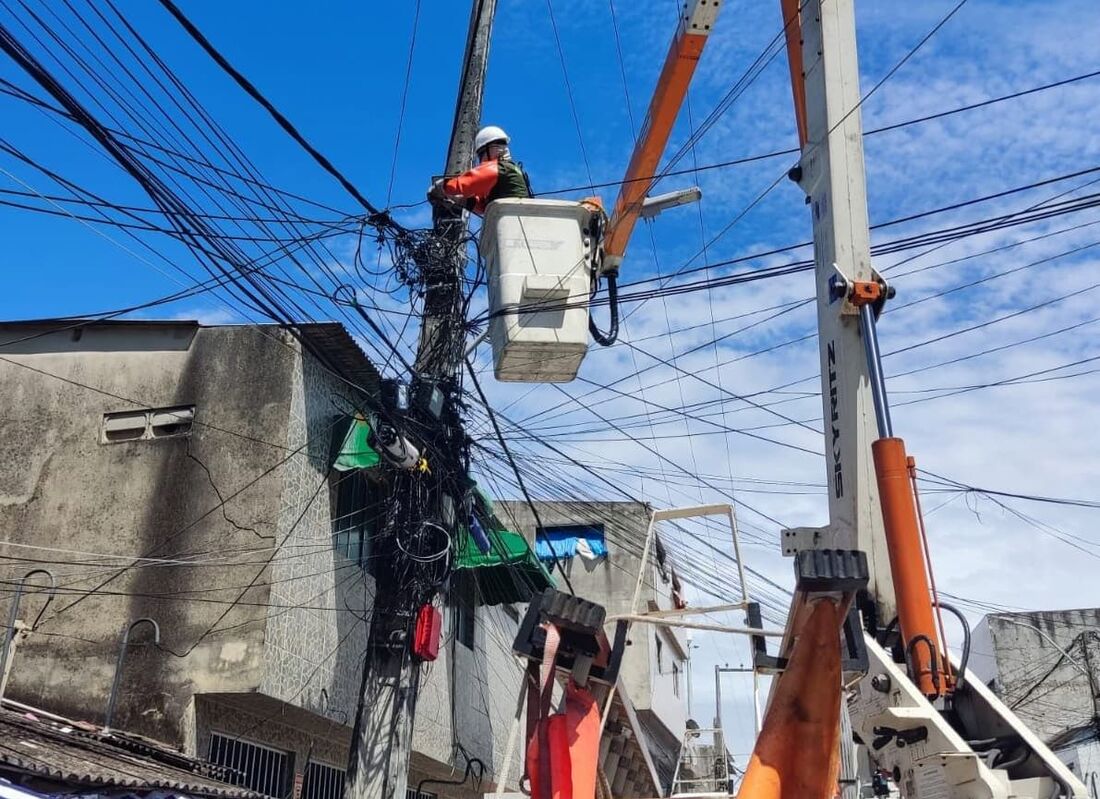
(527, 624, 562, 799)
(737, 599, 843, 799)
(524, 625, 600, 799)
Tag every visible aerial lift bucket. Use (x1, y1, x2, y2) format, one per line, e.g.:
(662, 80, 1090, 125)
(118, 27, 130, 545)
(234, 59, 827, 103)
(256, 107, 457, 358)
(481, 199, 598, 383)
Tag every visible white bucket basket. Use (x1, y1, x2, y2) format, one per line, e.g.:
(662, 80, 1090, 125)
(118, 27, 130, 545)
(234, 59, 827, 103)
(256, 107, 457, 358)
(481, 199, 592, 383)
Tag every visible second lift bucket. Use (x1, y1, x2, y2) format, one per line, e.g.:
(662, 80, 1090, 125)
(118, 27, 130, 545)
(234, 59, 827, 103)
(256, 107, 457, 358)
(481, 199, 593, 383)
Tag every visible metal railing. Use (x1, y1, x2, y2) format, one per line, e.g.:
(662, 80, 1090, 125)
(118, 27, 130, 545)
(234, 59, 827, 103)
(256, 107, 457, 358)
(208, 732, 293, 798)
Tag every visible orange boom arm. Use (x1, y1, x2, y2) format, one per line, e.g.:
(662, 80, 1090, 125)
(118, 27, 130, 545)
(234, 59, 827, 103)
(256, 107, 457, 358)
(601, 0, 721, 274)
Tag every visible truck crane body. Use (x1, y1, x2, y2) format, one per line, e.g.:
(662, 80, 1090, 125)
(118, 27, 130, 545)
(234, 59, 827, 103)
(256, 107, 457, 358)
(736, 1, 1089, 797)
(567, 0, 1085, 796)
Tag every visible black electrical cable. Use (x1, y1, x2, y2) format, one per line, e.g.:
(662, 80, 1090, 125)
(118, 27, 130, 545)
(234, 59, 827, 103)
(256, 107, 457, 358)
(1, 11, 419, 376)
(588, 273, 620, 346)
(0, 77, 353, 219)
(467, 431, 793, 618)
(615, 166, 1100, 291)
(79, 0, 416, 361)
(464, 357, 574, 595)
(545, 0, 595, 191)
(467, 188, 1100, 331)
(156, 0, 398, 229)
(597, 0, 975, 322)
(384, 0, 421, 207)
(935, 601, 970, 689)
(536, 69, 1100, 197)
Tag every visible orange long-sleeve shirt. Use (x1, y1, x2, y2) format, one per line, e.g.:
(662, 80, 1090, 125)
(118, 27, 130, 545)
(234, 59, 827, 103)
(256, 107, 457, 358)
(442, 157, 530, 215)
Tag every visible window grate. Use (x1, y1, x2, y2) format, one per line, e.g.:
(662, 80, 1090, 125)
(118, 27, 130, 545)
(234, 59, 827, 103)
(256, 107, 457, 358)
(302, 761, 345, 799)
(208, 732, 293, 798)
(331, 470, 375, 570)
(406, 789, 437, 799)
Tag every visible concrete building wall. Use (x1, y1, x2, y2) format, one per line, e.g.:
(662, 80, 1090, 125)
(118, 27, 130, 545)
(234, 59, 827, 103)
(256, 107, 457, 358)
(0, 323, 296, 744)
(259, 345, 374, 726)
(973, 609, 1100, 744)
(0, 319, 524, 798)
(411, 601, 526, 789)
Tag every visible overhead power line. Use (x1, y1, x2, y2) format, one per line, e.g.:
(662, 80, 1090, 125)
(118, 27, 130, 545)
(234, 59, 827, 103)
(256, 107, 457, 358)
(155, 0, 399, 229)
(530, 29, 1100, 199)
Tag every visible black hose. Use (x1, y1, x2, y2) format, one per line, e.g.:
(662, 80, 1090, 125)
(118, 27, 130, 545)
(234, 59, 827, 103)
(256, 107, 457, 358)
(993, 745, 1029, 771)
(588, 273, 619, 346)
(935, 601, 971, 689)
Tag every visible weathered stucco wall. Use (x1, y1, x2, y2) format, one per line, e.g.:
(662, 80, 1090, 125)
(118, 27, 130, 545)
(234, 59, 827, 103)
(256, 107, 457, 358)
(410, 589, 527, 789)
(974, 609, 1100, 743)
(0, 323, 295, 744)
(260, 345, 374, 726)
(0, 319, 554, 795)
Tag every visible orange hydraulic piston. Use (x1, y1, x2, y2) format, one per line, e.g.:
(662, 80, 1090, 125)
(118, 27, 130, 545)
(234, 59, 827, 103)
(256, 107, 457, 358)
(873, 436, 944, 698)
(602, 3, 716, 271)
(736, 598, 843, 799)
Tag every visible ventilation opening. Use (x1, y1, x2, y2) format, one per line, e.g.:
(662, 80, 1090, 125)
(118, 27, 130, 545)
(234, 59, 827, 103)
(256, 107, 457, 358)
(103, 411, 147, 442)
(102, 405, 195, 443)
(151, 406, 194, 438)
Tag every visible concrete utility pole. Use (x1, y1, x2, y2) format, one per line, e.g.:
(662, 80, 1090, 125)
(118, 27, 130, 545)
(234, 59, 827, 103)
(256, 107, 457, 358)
(417, 0, 498, 378)
(344, 4, 497, 799)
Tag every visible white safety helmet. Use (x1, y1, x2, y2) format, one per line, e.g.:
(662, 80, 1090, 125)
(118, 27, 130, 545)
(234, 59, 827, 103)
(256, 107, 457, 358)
(474, 125, 509, 156)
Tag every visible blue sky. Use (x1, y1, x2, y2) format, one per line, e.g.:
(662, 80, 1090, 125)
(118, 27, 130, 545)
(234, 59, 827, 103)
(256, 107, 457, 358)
(3, 0, 1100, 763)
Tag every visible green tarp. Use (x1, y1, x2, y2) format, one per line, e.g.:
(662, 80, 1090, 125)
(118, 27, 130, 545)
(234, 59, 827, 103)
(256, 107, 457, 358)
(454, 523, 555, 606)
(334, 416, 381, 471)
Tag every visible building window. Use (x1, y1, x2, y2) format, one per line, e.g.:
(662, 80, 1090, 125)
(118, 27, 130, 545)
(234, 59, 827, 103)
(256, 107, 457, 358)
(332, 471, 375, 569)
(407, 790, 438, 799)
(534, 524, 607, 562)
(673, 662, 681, 697)
(208, 732, 293, 798)
(302, 761, 345, 799)
(453, 572, 476, 650)
(656, 634, 664, 673)
(102, 405, 194, 443)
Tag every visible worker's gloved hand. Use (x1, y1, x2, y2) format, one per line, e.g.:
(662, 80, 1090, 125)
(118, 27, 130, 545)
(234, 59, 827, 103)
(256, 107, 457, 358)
(427, 179, 447, 204)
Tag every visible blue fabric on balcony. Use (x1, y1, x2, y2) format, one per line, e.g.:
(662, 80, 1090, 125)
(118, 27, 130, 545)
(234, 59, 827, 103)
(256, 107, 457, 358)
(534, 525, 607, 561)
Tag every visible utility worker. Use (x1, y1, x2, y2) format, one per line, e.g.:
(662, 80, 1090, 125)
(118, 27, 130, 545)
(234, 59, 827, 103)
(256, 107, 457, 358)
(428, 125, 532, 215)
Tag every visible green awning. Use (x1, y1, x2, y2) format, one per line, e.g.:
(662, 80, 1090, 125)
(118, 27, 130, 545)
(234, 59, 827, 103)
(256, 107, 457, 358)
(334, 416, 381, 471)
(454, 524, 555, 606)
